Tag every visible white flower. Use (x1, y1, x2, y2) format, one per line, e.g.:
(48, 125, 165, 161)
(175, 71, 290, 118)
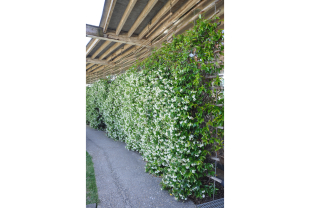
(192, 170, 195, 173)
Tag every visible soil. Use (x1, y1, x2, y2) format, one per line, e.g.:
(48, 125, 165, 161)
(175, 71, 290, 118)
(188, 176, 224, 205)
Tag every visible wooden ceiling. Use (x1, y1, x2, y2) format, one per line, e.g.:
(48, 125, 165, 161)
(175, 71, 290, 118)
(86, 0, 224, 83)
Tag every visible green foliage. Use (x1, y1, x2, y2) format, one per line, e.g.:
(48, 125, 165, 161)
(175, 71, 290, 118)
(86, 151, 99, 204)
(86, 79, 109, 130)
(86, 17, 224, 200)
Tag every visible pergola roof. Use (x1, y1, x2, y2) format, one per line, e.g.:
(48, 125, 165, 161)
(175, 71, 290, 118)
(86, 0, 224, 83)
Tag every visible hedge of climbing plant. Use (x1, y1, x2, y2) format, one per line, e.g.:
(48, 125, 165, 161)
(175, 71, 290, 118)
(86, 17, 224, 200)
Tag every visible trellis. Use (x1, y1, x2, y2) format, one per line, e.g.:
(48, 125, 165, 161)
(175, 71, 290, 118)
(86, 0, 224, 83)
(86, 8, 224, 202)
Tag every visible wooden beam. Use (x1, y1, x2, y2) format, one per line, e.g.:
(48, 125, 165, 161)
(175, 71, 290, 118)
(106, 44, 133, 62)
(111, 52, 150, 75)
(87, 24, 147, 46)
(138, 0, 180, 39)
(210, 176, 222, 183)
(103, 49, 150, 76)
(98, 42, 122, 60)
(145, 12, 172, 38)
(86, 39, 96, 52)
(86, 39, 100, 56)
(86, 58, 108, 65)
(87, 64, 101, 73)
(89, 65, 106, 74)
(111, 45, 138, 63)
(88, 45, 138, 74)
(112, 48, 148, 67)
(86, 0, 194, 72)
(116, 0, 138, 35)
(127, 0, 158, 37)
(167, 1, 224, 41)
(148, 0, 200, 41)
(211, 157, 220, 161)
(87, 0, 224, 76)
(91, 49, 140, 75)
(99, 0, 117, 32)
(86, 63, 95, 70)
(91, 41, 112, 59)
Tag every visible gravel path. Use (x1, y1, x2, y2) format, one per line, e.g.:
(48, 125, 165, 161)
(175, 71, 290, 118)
(86, 125, 196, 208)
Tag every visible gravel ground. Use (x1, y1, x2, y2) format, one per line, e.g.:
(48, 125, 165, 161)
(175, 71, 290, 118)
(86, 125, 196, 208)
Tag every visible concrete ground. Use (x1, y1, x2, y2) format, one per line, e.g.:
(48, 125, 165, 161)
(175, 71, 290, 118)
(86, 125, 196, 208)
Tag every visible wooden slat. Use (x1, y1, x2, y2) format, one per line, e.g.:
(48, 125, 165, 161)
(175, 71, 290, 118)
(99, 42, 122, 60)
(210, 176, 222, 183)
(87, 65, 105, 75)
(91, 48, 149, 75)
(87, 0, 225, 77)
(206, 74, 224, 79)
(116, 0, 138, 35)
(91, 65, 108, 75)
(106, 44, 133, 62)
(86, 64, 99, 73)
(86, 39, 100, 56)
(148, 0, 200, 41)
(153, 0, 223, 46)
(87, 0, 199, 73)
(127, 0, 158, 37)
(87, 64, 102, 74)
(210, 86, 224, 90)
(103, 50, 150, 76)
(139, 0, 180, 39)
(211, 157, 220, 161)
(167, 1, 224, 41)
(145, 12, 172, 38)
(99, 0, 117, 32)
(112, 53, 150, 75)
(88, 44, 135, 73)
(86, 63, 95, 70)
(86, 58, 108, 65)
(91, 41, 112, 59)
(110, 45, 138, 63)
(86, 39, 96, 52)
(87, 24, 147, 46)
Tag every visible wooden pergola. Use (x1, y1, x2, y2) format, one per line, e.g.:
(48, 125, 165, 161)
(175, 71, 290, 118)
(86, 0, 224, 84)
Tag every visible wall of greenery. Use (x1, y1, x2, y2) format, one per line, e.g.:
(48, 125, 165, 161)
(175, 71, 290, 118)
(86, 17, 224, 200)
